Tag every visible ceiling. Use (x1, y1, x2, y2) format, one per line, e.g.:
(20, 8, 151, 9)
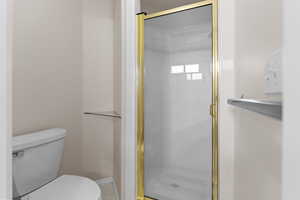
(144, 5, 212, 53)
(145, 5, 211, 30)
(141, 0, 208, 14)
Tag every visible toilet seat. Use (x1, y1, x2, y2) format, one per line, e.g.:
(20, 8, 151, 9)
(21, 175, 101, 200)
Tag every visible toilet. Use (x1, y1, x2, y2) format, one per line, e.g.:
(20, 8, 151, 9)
(13, 128, 102, 200)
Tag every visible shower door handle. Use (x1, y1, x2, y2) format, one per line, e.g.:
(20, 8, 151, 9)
(210, 104, 216, 117)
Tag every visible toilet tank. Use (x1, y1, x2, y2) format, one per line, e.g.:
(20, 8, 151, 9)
(13, 128, 66, 198)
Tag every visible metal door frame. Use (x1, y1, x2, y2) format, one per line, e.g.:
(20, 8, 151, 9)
(136, 1, 219, 199)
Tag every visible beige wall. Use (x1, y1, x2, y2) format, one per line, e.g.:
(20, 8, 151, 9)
(82, 0, 116, 180)
(282, 1, 300, 199)
(219, 0, 236, 199)
(13, 0, 121, 182)
(0, 0, 12, 198)
(12, 0, 83, 175)
(234, 1, 282, 200)
(114, 0, 122, 194)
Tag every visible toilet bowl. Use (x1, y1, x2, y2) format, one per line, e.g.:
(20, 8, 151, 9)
(13, 128, 102, 200)
(21, 175, 101, 200)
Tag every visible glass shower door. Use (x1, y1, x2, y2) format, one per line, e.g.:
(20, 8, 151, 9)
(140, 4, 216, 200)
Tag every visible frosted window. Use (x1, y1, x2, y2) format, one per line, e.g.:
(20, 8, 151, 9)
(185, 64, 200, 73)
(171, 65, 185, 74)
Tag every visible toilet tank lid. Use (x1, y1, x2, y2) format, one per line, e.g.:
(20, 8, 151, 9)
(13, 128, 66, 152)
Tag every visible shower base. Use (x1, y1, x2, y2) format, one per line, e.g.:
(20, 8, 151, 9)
(145, 169, 210, 200)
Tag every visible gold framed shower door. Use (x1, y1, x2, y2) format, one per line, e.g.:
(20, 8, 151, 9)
(136, 1, 219, 200)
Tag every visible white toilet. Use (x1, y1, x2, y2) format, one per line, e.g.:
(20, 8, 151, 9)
(13, 128, 102, 200)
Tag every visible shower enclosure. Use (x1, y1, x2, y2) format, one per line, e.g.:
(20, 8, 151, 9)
(137, 1, 219, 200)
